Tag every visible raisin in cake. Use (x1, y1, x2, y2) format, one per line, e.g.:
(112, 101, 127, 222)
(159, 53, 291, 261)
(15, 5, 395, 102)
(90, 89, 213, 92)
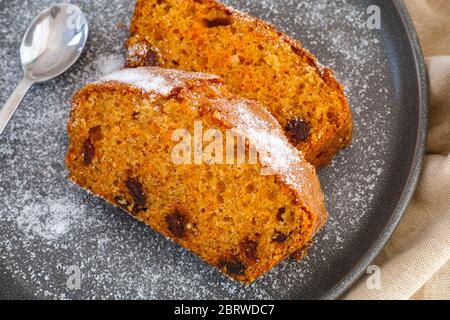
(66, 67, 327, 283)
(126, 0, 353, 167)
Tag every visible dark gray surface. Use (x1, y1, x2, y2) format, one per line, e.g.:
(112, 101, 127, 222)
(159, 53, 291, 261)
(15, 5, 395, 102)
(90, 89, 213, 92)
(0, 0, 427, 299)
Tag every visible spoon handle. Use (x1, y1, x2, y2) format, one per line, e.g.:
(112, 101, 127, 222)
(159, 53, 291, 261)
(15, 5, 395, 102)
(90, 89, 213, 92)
(0, 77, 35, 136)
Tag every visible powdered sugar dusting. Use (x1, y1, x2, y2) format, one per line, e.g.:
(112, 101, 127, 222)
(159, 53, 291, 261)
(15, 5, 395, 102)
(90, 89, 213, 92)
(213, 98, 326, 229)
(16, 196, 87, 241)
(99, 67, 219, 95)
(218, 101, 297, 175)
(0, 0, 408, 299)
(94, 53, 125, 77)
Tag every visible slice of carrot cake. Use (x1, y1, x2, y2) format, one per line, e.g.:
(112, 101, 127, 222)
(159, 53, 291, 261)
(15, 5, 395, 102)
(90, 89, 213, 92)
(66, 67, 327, 283)
(126, 0, 353, 167)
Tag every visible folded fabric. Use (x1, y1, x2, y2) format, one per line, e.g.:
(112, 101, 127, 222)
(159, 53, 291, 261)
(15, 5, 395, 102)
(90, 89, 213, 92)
(344, 0, 450, 300)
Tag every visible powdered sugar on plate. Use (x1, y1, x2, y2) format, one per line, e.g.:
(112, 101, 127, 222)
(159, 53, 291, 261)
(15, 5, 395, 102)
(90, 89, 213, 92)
(0, 0, 407, 299)
(94, 53, 125, 78)
(16, 196, 88, 241)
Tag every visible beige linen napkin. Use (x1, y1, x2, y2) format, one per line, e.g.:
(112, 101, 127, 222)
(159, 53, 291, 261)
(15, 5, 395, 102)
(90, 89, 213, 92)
(343, 0, 450, 300)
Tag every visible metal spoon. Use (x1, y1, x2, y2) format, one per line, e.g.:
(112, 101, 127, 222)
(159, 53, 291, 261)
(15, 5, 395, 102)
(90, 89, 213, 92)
(0, 3, 88, 135)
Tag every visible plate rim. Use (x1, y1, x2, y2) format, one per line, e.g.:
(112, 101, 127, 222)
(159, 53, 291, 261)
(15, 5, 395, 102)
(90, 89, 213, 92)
(322, 0, 429, 300)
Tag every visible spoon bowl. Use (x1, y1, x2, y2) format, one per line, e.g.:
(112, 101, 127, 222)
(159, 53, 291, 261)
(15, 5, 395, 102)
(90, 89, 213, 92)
(20, 4, 88, 82)
(0, 3, 88, 135)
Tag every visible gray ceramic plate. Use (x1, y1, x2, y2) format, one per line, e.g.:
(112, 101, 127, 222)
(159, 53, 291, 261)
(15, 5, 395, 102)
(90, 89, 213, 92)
(0, 0, 427, 299)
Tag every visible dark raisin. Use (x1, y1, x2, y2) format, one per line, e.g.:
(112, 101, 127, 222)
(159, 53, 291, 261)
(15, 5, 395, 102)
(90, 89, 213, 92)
(126, 41, 159, 68)
(273, 232, 288, 243)
(165, 209, 188, 238)
(125, 178, 147, 208)
(82, 140, 95, 166)
(145, 47, 159, 66)
(218, 257, 245, 276)
(285, 118, 310, 143)
(239, 239, 259, 263)
(204, 17, 232, 28)
(276, 207, 286, 222)
(88, 125, 103, 141)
